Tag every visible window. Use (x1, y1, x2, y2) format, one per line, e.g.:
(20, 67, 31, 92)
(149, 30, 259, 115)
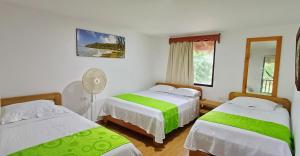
(193, 40, 216, 87)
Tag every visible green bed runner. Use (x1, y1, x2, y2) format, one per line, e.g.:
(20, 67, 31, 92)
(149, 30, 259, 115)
(115, 93, 179, 134)
(9, 126, 130, 156)
(199, 111, 292, 147)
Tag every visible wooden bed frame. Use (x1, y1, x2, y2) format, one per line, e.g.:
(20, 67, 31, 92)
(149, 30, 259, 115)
(189, 150, 213, 156)
(101, 82, 203, 145)
(188, 92, 291, 156)
(1, 92, 62, 106)
(229, 92, 291, 112)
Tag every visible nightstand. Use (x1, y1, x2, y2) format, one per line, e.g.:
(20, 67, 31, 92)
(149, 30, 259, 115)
(199, 99, 222, 115)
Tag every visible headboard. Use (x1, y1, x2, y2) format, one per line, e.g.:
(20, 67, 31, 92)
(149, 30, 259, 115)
(1, 92, 62, 106)
(229, 92, 291, 112)
(156, 82, 203, 99)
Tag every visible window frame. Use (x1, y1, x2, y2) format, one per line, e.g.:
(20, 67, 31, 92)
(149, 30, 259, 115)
(193, 40, 217, 87)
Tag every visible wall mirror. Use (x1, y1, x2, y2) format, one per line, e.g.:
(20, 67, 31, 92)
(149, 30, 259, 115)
(242, 36, 282, 97)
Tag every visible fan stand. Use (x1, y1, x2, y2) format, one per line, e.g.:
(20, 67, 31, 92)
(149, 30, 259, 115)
(82, 68, 107, 121)
(90, 93, 94, 121)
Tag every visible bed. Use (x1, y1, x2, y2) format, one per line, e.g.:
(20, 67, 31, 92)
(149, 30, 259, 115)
(184, 92, 292, 156)
(0, 93, 141, 156)
(99, 82, 202, 144)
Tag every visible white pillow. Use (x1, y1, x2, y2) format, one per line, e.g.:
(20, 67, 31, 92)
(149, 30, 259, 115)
(170, 88, 200, 97)
(1, 100, 65, 124)
(228, 97, 279, 111)
(149, 85, 175, 93)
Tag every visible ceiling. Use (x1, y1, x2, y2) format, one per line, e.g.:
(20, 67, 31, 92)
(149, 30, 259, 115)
(1, 0, 300, 35)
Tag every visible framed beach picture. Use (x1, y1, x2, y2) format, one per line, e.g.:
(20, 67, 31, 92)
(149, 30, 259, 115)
(76, 28, 125, 58)
(296, 27, 300, 91)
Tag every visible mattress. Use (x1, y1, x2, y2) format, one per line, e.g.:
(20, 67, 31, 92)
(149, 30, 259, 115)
(0, 107, 141, 156)
(184, 102, 292, 156)
(99, 90, 199, 143)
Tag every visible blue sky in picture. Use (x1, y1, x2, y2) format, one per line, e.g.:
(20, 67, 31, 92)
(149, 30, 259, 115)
(77, 29, 118, 47)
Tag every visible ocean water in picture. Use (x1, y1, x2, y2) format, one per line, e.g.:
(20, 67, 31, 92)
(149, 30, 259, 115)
(76, 28, 125, 58)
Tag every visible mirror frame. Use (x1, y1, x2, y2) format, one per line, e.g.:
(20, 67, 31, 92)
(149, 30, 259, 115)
(295, 27, 300, 91)
(242, 36, 282, 97)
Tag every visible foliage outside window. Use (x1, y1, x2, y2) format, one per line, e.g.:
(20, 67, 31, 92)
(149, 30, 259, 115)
(193, 41, 216, 86)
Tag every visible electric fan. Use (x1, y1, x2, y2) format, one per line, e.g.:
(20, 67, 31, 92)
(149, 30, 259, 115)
(82, 68, 107, 121)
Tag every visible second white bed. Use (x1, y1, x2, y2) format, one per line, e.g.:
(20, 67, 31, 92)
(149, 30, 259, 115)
(99, 90, 199, 143)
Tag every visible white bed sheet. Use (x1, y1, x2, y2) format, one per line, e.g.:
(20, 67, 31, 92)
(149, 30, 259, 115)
(184, 102, 292, 156)
(99, 90, 199, 143)
(0, 107, 141, 156)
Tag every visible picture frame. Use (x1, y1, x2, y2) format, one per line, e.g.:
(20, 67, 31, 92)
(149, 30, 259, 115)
(76, 28, 125, 58)
(295, 27, 300, 91)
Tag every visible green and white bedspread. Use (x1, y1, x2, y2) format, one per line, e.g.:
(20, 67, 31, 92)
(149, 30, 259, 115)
(115, 93, 179, 134)
(199, 111, 292, 147)
(9, 126, 130, 156)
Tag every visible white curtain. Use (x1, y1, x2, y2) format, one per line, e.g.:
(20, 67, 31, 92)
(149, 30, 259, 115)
(166, 42, 194, 85)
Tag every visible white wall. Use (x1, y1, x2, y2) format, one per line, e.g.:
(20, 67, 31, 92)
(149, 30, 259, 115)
(0, 3, 165, 102)
(151, 37, 169, 81)
(154, 24, 299, 102)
